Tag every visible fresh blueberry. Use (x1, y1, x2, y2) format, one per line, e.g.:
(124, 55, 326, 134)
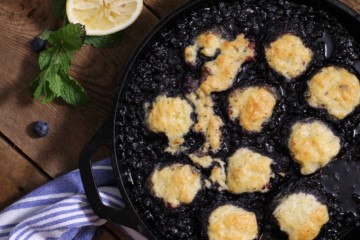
(32, 121, 49, 137)
(31, 37, 46, 52)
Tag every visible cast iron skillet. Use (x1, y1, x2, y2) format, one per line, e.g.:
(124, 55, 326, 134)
(79, 0, 360, 239)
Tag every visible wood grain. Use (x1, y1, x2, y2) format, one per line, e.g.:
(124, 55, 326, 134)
(144, 0, 186, 18)
(0, 0, 159, 177)
(94, 227, 122, 240)
(341, 0, 360, 13)
(105, 223, 132, 240)
(0, 136, 48, 209)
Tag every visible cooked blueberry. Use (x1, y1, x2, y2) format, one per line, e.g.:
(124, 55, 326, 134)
(31, 37, 46, 52)
(32, 121, 49, 137)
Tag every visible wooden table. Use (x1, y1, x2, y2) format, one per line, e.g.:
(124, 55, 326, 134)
(0, 0, 359, 239)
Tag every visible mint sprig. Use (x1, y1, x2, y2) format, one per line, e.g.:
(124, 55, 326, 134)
(30, 0, 124, 106)
(30, 23, 90, 106)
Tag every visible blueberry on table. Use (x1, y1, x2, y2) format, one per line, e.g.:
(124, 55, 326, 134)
(31, 37, 46, 52)
(32, 121, 49, 137)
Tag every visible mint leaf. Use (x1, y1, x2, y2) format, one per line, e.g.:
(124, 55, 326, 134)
(30, 23, 90, 106)
(30, 77, 42, 100)
(39, 47, 72, 72)
(42, 63, 60, 81)
(42, 82, 57, 104)
(38, 47, 55, 70)
(55, 48, 72, 72)
(60, 72, 90, 106)
(84, 31, 123, 48)
(38, 29, 54, 40)
(48, 68, 64, 97)
(31, 61, 59, 101)
(52, 0, 66, 18)
(34, 83, 44, 100)
(48, 23, 85, 50)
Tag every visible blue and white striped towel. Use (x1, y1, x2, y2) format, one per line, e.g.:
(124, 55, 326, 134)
(0, 158, 147, 240)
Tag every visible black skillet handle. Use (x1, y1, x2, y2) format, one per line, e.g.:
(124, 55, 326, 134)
(79, 117, 141, 231)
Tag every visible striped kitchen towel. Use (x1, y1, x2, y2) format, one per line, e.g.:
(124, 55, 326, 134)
(0, 158, 147, 240)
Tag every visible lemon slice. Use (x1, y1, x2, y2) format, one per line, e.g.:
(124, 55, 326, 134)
(66, 0, 143, 36)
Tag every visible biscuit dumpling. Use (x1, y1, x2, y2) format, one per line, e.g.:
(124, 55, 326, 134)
(184, 31, 223, 65)
(147, 95, 193, 153)
(307, 66, 360, 119)
(273, 192, 329, 240)
(288, 120, 341, 175)
(187, 90, 224, 153)
(150, 164, 202, 208)
(200, 34, 255, 94)
(188, 154, 214, 168)
(228, 86, 277, 132)
(184, 32, 255, 93)
(209, 159, 227, 191)
(265, 34, 313, 79)
(227, 148, 274, 194)
(208, 204, 258, 240)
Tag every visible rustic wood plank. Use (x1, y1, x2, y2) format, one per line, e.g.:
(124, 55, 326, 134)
(144, 0, 186, 18)
(0, 0, 159, 177)
(94, 227, 121, 240)
(0, 135, 49, 210)
(340, 0, 360, 13)
(105, 223, 132, 240)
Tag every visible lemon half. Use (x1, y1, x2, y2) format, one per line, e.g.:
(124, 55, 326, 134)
(66, 0, 143, 36)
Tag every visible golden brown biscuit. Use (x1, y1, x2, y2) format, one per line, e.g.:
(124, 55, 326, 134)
(188, 154, 215, 168)
(187, 90, 224, 152)
(274, 192, 329, 240)
(150, 164, 202, 208)
(265, 34, 313, 79)
(209, 159, 227, 191)
(288, 120, 341, 175)
(307, 66, 360, 119)
(200, 34, 255, 94)
(184, 31, 223, 64)
(147, 95, 193, 154)
(227, 148, 273, 194)
(228, 86, 277, 132)
(208, 204, 258, 240)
